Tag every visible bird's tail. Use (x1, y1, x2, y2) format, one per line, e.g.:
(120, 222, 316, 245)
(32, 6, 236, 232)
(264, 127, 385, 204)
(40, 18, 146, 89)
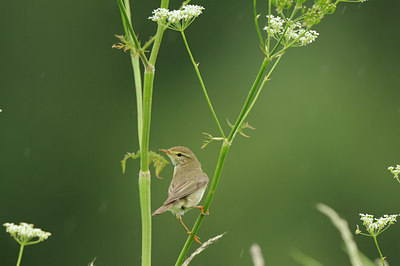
(152, 204, 171, 216)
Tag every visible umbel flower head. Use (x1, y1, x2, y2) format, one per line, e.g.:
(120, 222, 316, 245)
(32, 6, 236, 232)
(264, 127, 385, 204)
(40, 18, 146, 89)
(149, 5, 204, 31)
(264, 15, 319, 47)
(4, 222, 51, 244)
(388, 164, 400, 179)
(355, 213, 399, 236)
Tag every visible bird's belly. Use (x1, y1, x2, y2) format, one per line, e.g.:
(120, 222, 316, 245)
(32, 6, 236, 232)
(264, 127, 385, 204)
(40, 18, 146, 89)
(183, 186, 206, 208)
(168, 201, 186, 216)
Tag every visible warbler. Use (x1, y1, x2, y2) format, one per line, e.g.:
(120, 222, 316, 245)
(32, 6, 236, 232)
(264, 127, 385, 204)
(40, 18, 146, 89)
(152, 146, 209, 243)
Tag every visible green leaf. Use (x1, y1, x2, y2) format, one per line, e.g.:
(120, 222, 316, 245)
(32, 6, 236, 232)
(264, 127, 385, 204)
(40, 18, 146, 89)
(201, 132, 224, 149)
(121, 150, 169, 178)
(149, 151, 169, 179)
(227, 119, 256, 138)
(121, 151, 140, 174)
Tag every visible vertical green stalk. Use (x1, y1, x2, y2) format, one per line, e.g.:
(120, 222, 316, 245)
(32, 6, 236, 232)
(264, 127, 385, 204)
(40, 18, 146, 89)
(123, 0, 143, 148)
(373, 236, 385, 266)
(253, 0, 264, 50)
(16, 244, 24, 266)
(133, 56, 143, 147)
(119, 0, 169, 265)
(266, 0, 272, 55)
(139, 69, 154, 266)
(138, 1, 169, 265)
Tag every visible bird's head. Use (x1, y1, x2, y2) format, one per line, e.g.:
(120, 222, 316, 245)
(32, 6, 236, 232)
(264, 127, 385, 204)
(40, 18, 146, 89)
(159, 146, 200, 168)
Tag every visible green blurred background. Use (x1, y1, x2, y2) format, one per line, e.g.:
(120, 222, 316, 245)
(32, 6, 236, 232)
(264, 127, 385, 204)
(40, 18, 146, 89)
(1, 0, 399, 265)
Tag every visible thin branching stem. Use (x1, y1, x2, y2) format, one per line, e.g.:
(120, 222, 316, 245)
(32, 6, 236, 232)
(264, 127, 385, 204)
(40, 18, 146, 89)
(269, 6, 299, 56)
(117, 0, 150, 68)
(253, 0, 264, 49)
(271, 24, 313, 57)
(133, 56, 143, 147)
(16, 244, 24, 266)
(234, 55, 282, 140)
(123, 0, 143, 148)
(176, 55, 275, 266)
(180, 31, 226, 138)
(266, 0, 272, 54)
(227, 58, 270, 142)
(373, 236, 386, 266)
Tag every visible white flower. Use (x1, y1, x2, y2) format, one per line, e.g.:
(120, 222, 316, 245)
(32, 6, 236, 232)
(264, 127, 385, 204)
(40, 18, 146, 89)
(168, 10, 184, 24)
(284, 21, 319, 46)
(263, 15, 284, 35)
(264, 16, 319, 47)
(357, 213, 399, 235)
(182, 4, 204, 18)
(284, 21, 302, 41)
(388, 164, 400, 179)
(148, 8, 169, 22)
(4, 222, 51, 243)
(149, 5, 204, 31)
(299, 30, 319, 45)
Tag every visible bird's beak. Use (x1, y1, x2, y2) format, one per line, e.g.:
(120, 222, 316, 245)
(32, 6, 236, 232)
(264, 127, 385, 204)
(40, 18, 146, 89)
(159, 149, 170, 155)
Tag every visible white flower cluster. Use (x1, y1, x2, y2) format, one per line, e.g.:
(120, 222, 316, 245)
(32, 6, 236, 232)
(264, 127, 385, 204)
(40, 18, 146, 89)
(149, 5, 204, 31)
(356, 213, 399, 235)
(4, 222, 51, 242)
(148, 8, 169, 22)
(264, 15, 319, 46)
(287, 26, 319, 46)
(264, 15, 284, 35)
(388, 164, 400, 179)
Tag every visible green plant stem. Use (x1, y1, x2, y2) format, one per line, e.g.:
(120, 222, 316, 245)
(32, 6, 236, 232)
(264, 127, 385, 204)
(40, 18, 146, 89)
(236, 55, 282, 139)
(271, 24, 312, 57)
(180, 31, 225, 138)
(176, 56, 274, 265)
(16, 244, 24, 266)
(227, 58, 270, 142)
(253, 0, 264, 49)
(139, 69, 154, 266)
(269, 7, 298, 57)
(175, 141, 230, 266)
(267, 0, 272, 54)
(139, 0, 169, 264)
(119, 0, 169, 265)
(133, 56, 143, 147)
(117, 0, 149, 68)
(123, 0, 143, 148)
(373, 236, 385, 266)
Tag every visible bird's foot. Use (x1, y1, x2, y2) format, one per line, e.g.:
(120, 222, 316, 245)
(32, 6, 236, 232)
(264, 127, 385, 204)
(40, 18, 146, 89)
(187, 231, 202, 244)
(193, 205, 209, 216)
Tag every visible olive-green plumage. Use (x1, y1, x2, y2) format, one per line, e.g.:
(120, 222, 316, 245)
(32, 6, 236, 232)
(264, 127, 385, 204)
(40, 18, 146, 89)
(152, 146, 208, 217)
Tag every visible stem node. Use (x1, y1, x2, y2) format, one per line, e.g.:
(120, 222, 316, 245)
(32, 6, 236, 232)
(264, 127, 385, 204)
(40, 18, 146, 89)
(140, 170, 151, 179)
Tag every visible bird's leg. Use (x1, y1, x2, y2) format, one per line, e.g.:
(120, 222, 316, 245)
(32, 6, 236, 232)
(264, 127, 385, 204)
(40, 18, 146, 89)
(176, 215, 202, 244)
(192, 205, 209, 215)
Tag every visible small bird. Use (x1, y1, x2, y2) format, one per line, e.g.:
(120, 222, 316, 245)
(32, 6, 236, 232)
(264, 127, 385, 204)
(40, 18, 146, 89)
(152, 146, 209, 243)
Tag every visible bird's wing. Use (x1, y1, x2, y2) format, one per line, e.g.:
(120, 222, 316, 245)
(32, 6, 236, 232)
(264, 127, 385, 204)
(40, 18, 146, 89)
(164, 172, 208, 205)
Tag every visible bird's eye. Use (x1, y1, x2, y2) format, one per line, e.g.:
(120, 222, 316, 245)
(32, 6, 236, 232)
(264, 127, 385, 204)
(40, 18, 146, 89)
(177, 153, 182, 157)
